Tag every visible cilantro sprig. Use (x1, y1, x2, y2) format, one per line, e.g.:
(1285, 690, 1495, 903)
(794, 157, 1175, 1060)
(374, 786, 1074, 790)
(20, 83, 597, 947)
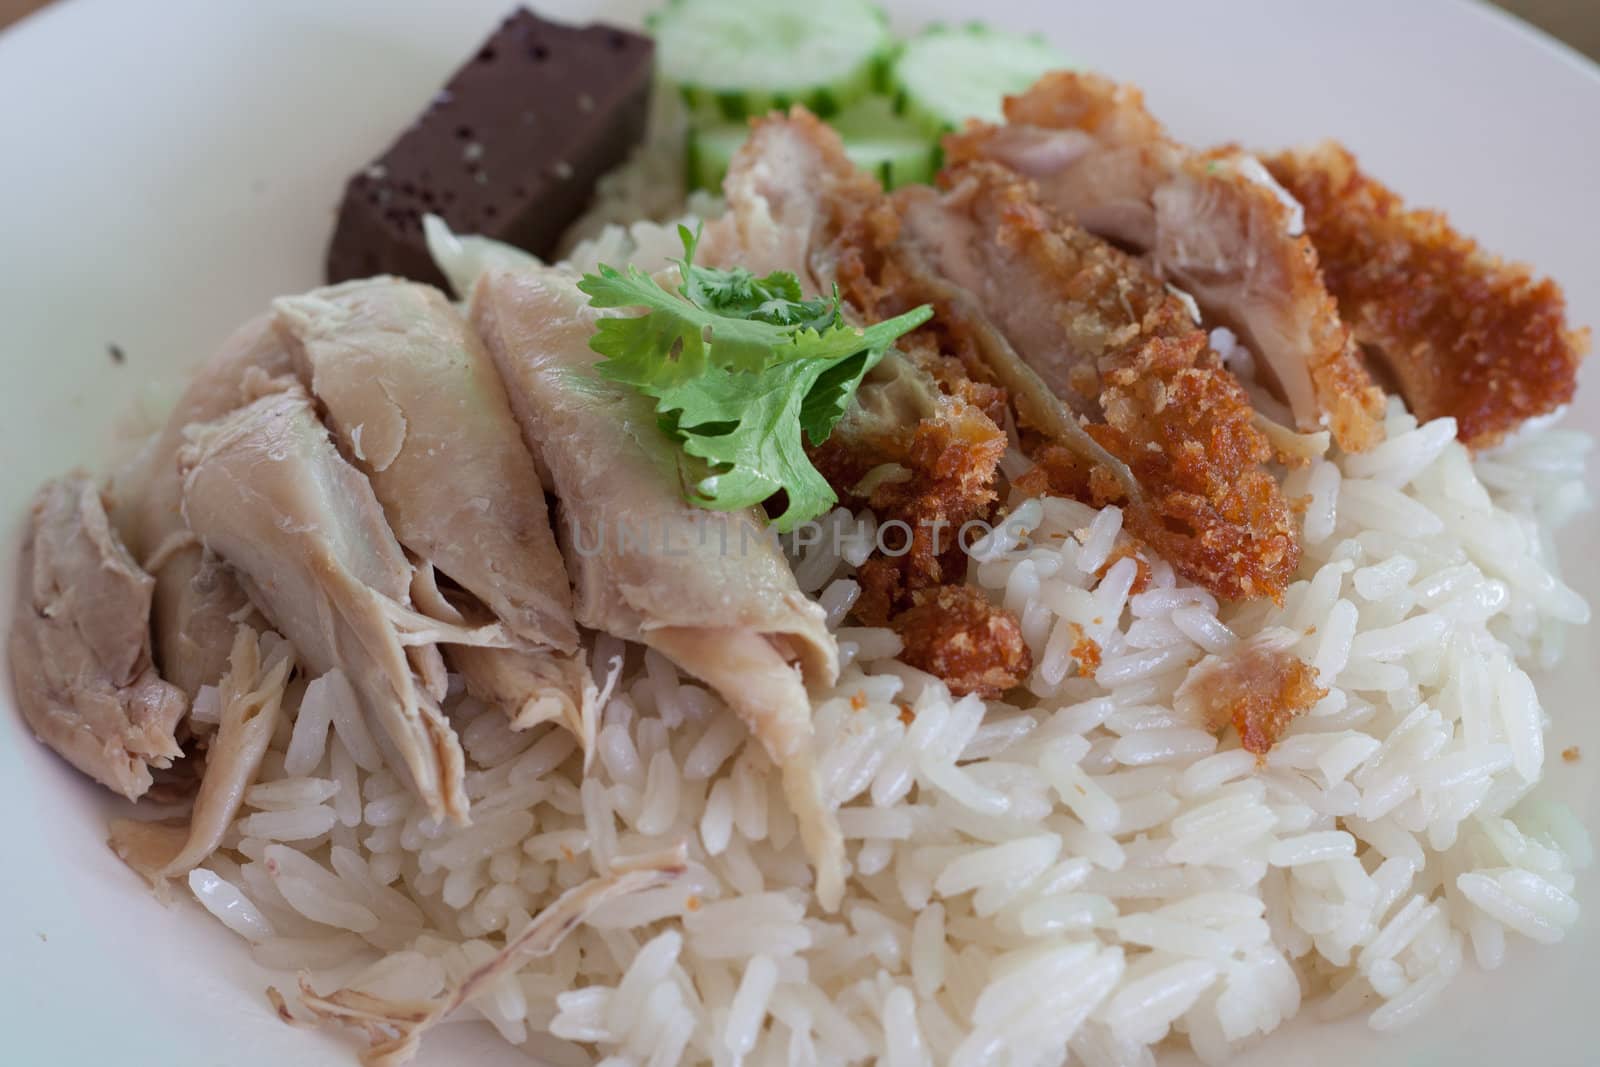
(578, 227, 932, 531)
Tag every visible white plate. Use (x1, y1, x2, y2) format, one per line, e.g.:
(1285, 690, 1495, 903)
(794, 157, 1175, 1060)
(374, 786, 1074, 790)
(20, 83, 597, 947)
(1, 1, 1595, 1064)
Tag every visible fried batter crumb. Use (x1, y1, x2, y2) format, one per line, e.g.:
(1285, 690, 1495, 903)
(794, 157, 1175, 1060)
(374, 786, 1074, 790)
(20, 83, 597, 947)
(1069, 623, 1101, 679)
(1174, 634, 1327, 756)
(809, 337, 1009, 631)
(1562, 746, 1581, 763)
(891, 585, 1031, 698)
(850, 691, 867, 711)
(684, 894, 702, 912)
(897, 702, 916, 726)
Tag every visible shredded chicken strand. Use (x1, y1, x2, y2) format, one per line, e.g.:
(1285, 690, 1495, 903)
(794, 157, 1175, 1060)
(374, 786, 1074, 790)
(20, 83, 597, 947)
(112, 314, 293, 697)
(472, 264, 845, 904)
(108, 625, 295, 894)
(275, 279, 579, 650)
(449, 644, 603, 758)
(281, 847, 688, 1067)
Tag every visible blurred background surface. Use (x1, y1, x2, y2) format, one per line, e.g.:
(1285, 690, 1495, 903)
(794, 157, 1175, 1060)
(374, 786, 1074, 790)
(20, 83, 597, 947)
(1, 0, 1598, 59)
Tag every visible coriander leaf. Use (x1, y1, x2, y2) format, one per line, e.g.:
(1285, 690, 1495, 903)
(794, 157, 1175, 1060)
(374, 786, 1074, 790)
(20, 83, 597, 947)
(798, 349, 874, 445)
(640, 304, 932, 531)
(795, 311, 932, 443)
(579, 226, 933, 530)
(674, 225, 838, 330)
(662, 358, 841, 531)
(578, 261, 783, 382)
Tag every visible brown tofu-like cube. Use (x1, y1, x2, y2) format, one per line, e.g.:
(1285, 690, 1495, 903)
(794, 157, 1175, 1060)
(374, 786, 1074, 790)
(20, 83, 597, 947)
(326, 8, 654, 290)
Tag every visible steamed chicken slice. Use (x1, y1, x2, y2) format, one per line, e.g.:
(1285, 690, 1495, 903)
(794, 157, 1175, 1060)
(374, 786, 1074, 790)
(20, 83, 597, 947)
(7, 474, 187, 799)
(113, 315, 295, 697)
(470, 265, 846, 909)
(273, 278, 577, 651)
(178, 384, 495, 823)
(109, 626, 294, 890)
(946, 71, 1384, 450)
(887, 162, 1298, 599)
(1265, 142, 1589, 448)
(274, 277, 594, 747)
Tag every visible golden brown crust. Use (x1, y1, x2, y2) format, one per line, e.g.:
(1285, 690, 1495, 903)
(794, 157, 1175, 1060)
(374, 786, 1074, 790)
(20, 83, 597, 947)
(891, 585, 1031, 698)
(1266, 142, 1589, 448)
(996, 71, 1163, 140)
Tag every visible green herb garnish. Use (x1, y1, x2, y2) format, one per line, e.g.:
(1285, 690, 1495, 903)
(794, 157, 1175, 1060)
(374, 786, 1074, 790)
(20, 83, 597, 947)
(578, 226, 932, 531)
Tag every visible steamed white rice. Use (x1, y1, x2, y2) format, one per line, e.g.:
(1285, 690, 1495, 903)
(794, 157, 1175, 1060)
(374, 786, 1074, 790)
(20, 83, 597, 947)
(176, 387, 1591, 1065)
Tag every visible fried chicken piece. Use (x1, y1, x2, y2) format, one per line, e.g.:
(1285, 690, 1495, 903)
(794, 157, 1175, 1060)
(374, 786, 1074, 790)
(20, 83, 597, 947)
(947, 72, 1384, 451)
(1265, 142, 1589, 448)
(1174, 630, 1326, 756)
(700, 107, 885, 297)
(869, 161, 1298, 601)
(710, 112, 1019, 647)
(891, 585, 1031, 698)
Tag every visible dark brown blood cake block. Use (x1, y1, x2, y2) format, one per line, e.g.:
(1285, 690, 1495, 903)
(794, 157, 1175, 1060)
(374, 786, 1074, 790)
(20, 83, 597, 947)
(326, 8, 654, 290)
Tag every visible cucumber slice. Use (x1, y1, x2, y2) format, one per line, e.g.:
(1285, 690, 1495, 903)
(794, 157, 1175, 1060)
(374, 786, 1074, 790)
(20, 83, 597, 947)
(687, 96, 939, 193)
(890, 23, 1072, 135)
(686, 122, 752, 193)
(651, 0, 892, 120)
(830, 96, 941, 189)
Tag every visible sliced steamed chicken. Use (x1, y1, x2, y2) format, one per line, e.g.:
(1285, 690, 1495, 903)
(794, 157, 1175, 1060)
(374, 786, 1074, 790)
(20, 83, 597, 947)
(946, 71, 1385, 450)
(272, 278, 597, 751)
(113, 314, 295, 697)
(177, 383, 508, 823)
(7, 474, 187, 799)
(471, 264, 846, 909)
